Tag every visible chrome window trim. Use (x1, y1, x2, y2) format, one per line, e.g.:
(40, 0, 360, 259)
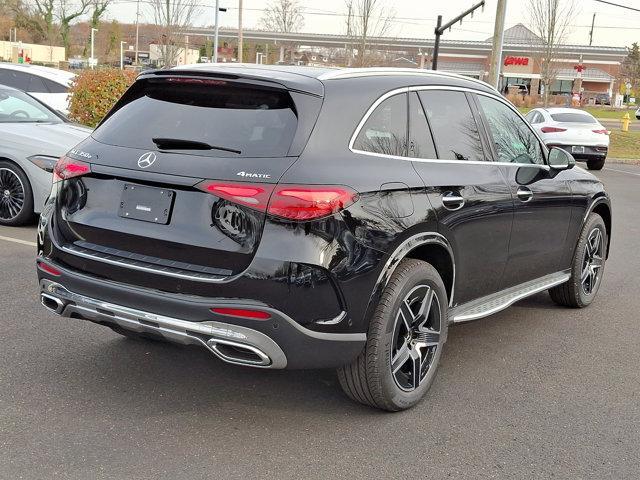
(349, 85, 550, 170)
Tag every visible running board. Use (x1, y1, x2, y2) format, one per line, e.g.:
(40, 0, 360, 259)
(450, 271, 570, 323)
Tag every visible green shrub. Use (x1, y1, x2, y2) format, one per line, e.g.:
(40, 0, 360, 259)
(68, 69, 137, 128)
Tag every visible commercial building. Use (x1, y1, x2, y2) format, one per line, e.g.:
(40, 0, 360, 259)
(186, 24, 627, 97)
(0, 41, 66, 65)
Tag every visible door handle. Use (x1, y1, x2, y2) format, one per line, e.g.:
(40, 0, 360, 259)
(441, 191, 465, 211)
(517, 187, 533, 202)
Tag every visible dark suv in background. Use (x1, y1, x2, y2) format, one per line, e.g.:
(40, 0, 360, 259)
(37, 66, 611, 411)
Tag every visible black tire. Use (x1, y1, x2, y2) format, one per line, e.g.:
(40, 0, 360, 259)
(0, 160, 34, 226)
(337, 259, 448, 411)
(586, 158, 605, 171)
(549, 213, 607, 308)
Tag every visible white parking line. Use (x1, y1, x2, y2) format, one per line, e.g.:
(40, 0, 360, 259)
(604, 167, 640, 177)
(0, 235, 37, 247)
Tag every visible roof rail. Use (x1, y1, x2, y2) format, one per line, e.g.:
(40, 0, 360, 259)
(317, 67, 497, 91)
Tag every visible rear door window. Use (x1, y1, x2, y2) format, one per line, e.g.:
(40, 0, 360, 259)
(93, 78, 299, 158)
(417, 90, 485, 161)
(42, 78, 68, 93)
(353, 93, 408, 157)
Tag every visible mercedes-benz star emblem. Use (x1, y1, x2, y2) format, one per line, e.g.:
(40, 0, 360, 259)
(138, 151, 157, 169)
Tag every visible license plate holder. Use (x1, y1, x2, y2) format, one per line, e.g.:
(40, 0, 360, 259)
(118, 184, 174, 224)
(571, 146, 585, 154)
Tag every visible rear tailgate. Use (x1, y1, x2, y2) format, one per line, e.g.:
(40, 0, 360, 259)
(53, 74, 322, 278)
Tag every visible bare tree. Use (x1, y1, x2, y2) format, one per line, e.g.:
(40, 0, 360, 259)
(260, 0, 304, 33)
(527, 0, 578, 106)
(10, 0, 57, 46)
(149, 0, 199, 67)
(59, 0, 92, 57)
(344, 0, 394, 67)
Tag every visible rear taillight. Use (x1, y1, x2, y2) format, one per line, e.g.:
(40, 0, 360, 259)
(196, 181, 359, 221)
(195, 181, 275, 211)
(592, 129, 609, 135)
(53, 156, 91, 182)
(541, 126, 567, 133)
(268, 185, 358, 221)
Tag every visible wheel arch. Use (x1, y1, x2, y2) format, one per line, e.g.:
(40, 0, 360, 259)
(585, 196, 612, 259)
(364, 233, 456, 330)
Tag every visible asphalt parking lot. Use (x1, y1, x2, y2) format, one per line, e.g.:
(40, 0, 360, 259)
(1, 163, 640, 479)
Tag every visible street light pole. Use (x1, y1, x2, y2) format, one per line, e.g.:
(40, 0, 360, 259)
(90, 28, 98, 69)
(120, 41, 127, 70)
(134, 0, 141, 65)
(213, 0, 220, 62)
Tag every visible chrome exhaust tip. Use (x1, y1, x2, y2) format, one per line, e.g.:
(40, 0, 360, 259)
(41, 293, 65, 315)
(206, 338, 272, 367)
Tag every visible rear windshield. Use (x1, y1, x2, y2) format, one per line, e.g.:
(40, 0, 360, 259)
(92, 78, 298, 157)
(550, 112, 596, 124)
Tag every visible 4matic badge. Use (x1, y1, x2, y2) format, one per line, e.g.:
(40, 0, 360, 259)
(236, 171, 271, 179)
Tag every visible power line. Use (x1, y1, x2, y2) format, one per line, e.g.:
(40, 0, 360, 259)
(592, 0, 640, 13)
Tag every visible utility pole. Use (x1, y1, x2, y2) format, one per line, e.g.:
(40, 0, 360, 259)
(432, 1, 485, 70)
(488, 0, 507, 89)
(120, 41, 127, 69)
(214, 0, 220, 62)
(90, 28, 98, 69)
(134, 0, 140, 65)
(588, 13, 596, 46)
(238, 0, 243, 62)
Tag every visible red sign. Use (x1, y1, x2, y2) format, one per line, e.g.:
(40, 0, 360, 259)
(504, 56, 529, 66)
(574, 64, 586, 73)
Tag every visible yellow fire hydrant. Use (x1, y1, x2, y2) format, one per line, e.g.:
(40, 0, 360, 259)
(621, 112, 631, 132)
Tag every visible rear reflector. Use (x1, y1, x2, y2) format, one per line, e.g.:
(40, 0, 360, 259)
(541, 126, 567, 133)
(592, 129, 609, 135)
(53, 156, 91, 182)
(37, 260, 61, 276)
(268, 185, 359, 221)
(211, 307, 271, 320)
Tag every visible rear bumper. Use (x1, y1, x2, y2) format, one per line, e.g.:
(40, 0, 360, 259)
(38, 263, 366, 370)
(547, 144, 608, 161)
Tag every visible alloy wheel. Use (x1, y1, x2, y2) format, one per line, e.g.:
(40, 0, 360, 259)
(390, 284, 441, 392)
(0, 168, 25, 221)
(581, 227, 604, 295)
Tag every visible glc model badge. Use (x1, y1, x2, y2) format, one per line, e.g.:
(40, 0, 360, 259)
(138, 152, 157, 169)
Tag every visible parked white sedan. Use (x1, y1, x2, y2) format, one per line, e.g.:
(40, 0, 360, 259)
(0, 63, 75, 115)
(525, 107, 609, 170)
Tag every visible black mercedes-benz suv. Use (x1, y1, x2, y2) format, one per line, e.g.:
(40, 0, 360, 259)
(37, 66, 611, 411)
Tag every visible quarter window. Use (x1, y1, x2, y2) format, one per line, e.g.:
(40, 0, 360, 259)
(353, 93, 407, 157)
(477, 95, 545, 165)
(417, 90, 484, 161)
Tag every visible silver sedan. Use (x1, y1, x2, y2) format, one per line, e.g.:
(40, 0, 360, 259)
(0, 85, 91, 226)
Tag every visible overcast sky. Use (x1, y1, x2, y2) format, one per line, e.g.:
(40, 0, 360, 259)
(104, 0, 638, 48)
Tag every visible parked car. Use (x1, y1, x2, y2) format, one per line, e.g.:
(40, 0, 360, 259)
(0, 63, 74, 114)
(36, 66, 611, 411)
(0, 85, 91, 226)
(595, 93, 611, 105)
(635, 107, 640, 120)
(525, 107, 609, 170)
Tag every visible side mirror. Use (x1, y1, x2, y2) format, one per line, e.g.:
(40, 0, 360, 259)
(548, 147, 575, 171)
